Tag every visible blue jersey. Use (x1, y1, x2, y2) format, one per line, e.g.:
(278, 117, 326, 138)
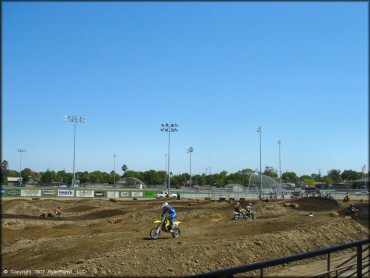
(162, 206, 176, 218)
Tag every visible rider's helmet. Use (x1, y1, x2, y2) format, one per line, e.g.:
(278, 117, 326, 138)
(235, 202, 240, 206)
(248, 203, 252, 206)
(162, 202, 169, 209)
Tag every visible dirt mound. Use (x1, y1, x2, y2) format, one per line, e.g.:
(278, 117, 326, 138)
(64, 204, 100, 213)
(2, 198, 368, 277)
(3, 202, 45, 216)
(254, 200, 288, 216)
(292, 197, 339, 212)
(337, 203, 369, 228)
(81, 208, 125, 219)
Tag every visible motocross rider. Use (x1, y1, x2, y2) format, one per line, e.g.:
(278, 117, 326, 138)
(344, 192, 350, 200)
(246, 203, 254, 213)
(161, 202, 176, 232)
(55, 206, 62, 217)
(234, 202, 242, 213)
(348, 204, 359, 215)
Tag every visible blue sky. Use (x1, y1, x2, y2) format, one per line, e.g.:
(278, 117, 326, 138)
(3, 2, 368, 176)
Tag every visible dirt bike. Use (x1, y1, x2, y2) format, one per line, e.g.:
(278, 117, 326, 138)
(234, 209, 248, 220)
(246, 210, 256, 220)
(325, 194, 334, 200)
(150, 216, 181, 239)
(234, 209, 256, 220)
(345, 206, 359, 216)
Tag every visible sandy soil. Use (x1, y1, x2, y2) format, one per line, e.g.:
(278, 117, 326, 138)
(1, 197, 369, 277)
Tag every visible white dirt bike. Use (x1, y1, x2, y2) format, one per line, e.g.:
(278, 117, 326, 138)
(234, 209, 256, 220)
(150, 216, 181, 239)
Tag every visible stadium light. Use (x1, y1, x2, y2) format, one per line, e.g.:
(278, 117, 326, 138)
(160, 123, 179, 193)
(187, 147, 194, 189)
(65, 115, 86, 188)
(17, 149, 26, 186)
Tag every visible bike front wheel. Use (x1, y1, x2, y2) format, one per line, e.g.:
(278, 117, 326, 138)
(171, 228, 181, 238)
(150, 228, 160, 239)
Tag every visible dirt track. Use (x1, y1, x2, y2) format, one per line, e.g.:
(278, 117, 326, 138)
(2, 197, 369, 277)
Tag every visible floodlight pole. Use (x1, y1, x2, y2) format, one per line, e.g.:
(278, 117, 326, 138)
(257, 126, 262, 196)
(113, 154, 116, 189)
(17, 149, 26, 186)
(65, 115, 86, 188)
(278, 139, 282, 186)
(187, 147, 194, 189)
(161, 123, 179, 193)
(164, 153, 167, 187)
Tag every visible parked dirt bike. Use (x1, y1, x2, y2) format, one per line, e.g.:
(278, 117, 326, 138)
(323, 193, 334, 200)
(234, 209, 256, 220)
(150, 216, 181, 239)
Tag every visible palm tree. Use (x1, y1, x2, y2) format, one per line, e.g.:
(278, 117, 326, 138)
(121, 164, 128, 177)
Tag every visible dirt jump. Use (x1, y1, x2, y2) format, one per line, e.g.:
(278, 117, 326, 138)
(2, 197, 369, 277)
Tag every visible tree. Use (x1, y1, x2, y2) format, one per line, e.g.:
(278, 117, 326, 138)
(40, 170, 58, 184)
(327, 169, 341, 183)
(1, 160, 9, 185)
(21, 168, 34, 183)
(281, 171, 298, 183)
(78, 171, 90, 184)
(323, 176, 333, 186)
(310, 173, 322, 182)
(121, 164, 128, 177)
(341, 170, 363, 181)
(263, 166, 278, 179)
(303, 178, 316, 187)
(300, 175, 311, 181)
(143, 170, 166, 185)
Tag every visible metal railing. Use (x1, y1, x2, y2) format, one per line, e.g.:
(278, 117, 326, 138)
(190, 239, 369, 278)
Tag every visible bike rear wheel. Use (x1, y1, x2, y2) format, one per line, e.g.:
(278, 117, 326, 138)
(150, 228, 160, 239)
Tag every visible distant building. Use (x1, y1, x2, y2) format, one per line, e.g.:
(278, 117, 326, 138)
(348, 177, 369, 190)
(332, 183, 349, 190)
(7, 177, 20, 185)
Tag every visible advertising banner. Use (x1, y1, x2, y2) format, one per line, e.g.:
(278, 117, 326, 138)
(76, 190, 94, 198)
(94, 191, 105, 197)
(131, 191, 143, 197)
(21, 189, 42, 197)
(107, 191, 119, 199)
(120, 192, 129, 197)
(42, 190, 56, 195)
(0, 189, 6, 194)
(57, 190, 74, 197)
(7, 189, 19, 196)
